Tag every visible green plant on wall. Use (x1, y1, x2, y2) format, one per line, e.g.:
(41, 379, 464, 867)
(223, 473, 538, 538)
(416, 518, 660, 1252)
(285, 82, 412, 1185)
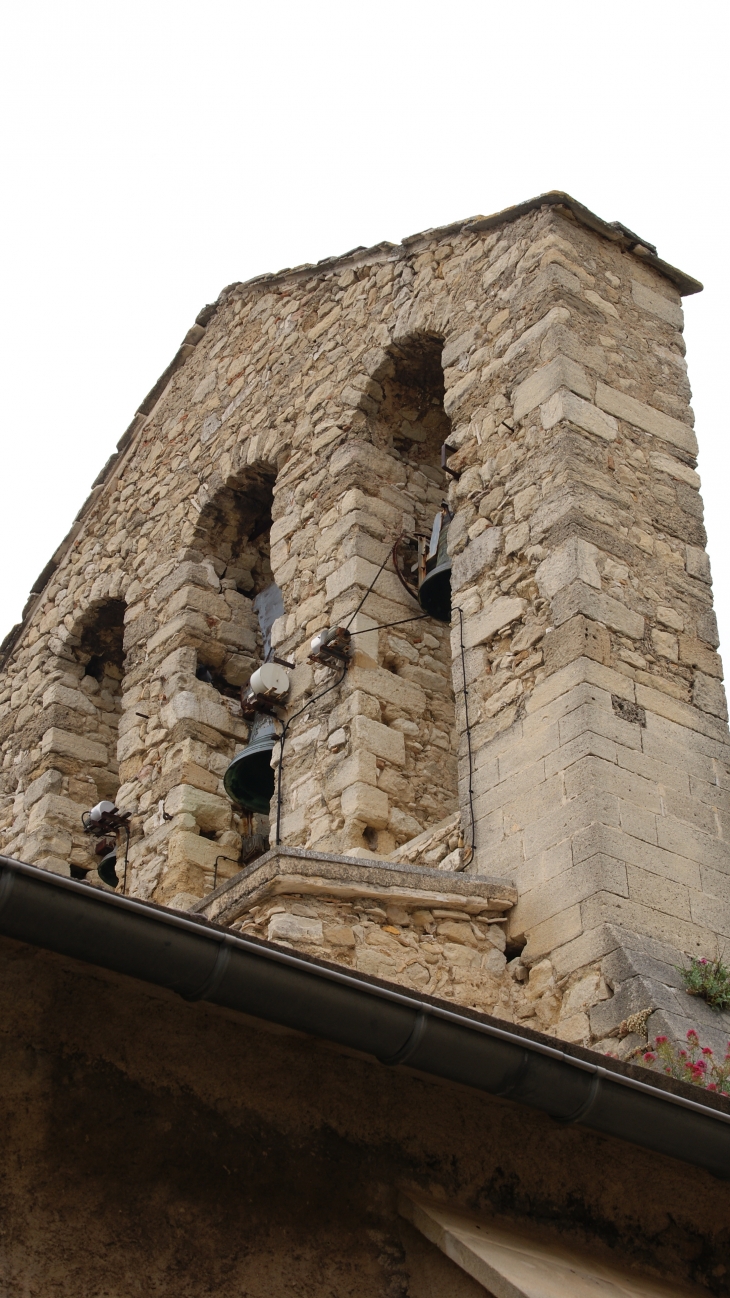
(679, 955, 730, 1010)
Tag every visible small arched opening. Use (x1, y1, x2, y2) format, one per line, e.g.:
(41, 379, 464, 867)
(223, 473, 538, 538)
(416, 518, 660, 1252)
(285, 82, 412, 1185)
(191, 466, 281, 859)
(45, 597, 127, 883)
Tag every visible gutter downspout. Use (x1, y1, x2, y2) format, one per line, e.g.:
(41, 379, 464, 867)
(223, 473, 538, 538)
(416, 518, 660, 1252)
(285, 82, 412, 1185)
(1, 856, 728, 1180)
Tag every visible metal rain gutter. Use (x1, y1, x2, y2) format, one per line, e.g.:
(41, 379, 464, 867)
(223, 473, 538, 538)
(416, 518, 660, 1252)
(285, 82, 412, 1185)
(1, 855, 728, 1180)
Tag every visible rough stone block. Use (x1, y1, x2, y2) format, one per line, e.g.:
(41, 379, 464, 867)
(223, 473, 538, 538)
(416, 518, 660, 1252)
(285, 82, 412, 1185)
(160, 690, 241, 739)
(540, 389, 617, 441)
(636, 682, 729, 743)
(551, 581, 644, 639)
(515, 854, 628, 934)
(678, 636, 723, 679)
(22, 825, 73, 862)
(685, 545, 711, 583)
(268, 913, 323, 944)
(536, 538, 600, 600)
(164, 784, 232, 831)
(351, 715, 406, 766)
(166, 584, 232, 621)
(167, 830, 225, 873)
(326, 555, 405, 606)
(27, 793, 90, 835)
(522, 790, 621, 860)
(513, 355, 592, 422)
(589, 975, 676, 1039)
(692, 673, 728, 720)
(41, 728, 108, 766)
(539, 321, 608, 376)
(564, 755, 662, 815)
(649, 451, 700, 489)
(461, 597, 527, 650)
(326, 751, 379, 796)
(340, 782, 389, 829)
(345, 666, 426, 715)
(549, 923, 620, 979)
(631, 279, 683, 327)
(451, 527, 502, 590)
(23, 768, 63, 809)
(696, 610, 720, 648)
(595, 382, 697, 456)
(520, 904, 583, 963)
(42, 683, 98, 716)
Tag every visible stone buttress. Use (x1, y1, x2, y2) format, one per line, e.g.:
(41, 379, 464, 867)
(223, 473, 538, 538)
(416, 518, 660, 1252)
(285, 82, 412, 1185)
(1, 191, 728, 1053)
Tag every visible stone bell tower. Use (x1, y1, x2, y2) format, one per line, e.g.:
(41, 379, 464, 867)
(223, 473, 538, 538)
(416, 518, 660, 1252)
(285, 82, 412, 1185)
(1, 191, 728, 1055)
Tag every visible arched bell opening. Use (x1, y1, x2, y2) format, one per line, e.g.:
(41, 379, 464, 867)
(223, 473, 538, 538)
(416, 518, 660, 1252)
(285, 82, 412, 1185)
(192, 467, 283, 855)
(193, 465, 281, 687)
(36, 598, 128, 885)
(365, 334, 460, 864)
(376, 335, 454, 625)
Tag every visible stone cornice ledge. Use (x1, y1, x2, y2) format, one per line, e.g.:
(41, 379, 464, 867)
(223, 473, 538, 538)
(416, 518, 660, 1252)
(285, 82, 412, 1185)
(192, 846, 517, 926)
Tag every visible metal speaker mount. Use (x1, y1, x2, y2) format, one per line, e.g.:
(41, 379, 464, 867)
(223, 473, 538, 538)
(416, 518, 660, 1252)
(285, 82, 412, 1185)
(223, 711, 278, 814)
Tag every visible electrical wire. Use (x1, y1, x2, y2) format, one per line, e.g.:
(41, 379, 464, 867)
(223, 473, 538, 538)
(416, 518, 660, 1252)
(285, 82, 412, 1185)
(456, 605, 476, 870)
(344, 542, 402, 630)
(273, 542, 421, 847)
(121, 823, 130, 894)
(274, 661, 348, 847)
(348, 614, 428, 636)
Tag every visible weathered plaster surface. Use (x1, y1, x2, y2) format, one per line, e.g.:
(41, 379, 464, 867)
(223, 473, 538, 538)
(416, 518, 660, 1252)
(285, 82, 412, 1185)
(1, 936, 728, 1296)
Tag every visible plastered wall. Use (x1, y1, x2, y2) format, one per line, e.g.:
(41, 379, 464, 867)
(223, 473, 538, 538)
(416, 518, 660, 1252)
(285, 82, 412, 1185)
(1, 936, 729, 1296)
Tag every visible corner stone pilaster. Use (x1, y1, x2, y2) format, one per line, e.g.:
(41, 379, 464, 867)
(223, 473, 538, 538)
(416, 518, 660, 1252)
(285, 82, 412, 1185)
(442, 208, 730, 1052)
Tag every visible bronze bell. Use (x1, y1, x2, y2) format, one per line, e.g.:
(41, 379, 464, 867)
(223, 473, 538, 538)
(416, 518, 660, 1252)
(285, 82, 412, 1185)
(418, 506, 452, 624)
(223, 712, 278, 814)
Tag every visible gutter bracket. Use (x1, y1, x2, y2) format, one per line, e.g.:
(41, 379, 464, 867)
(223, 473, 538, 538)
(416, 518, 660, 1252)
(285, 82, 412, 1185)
(179, 940, 232, 1003)
(494, 1048, 531, 1098)
(379, 1009, 431, 1066)
(559, 1071, 602, 1125)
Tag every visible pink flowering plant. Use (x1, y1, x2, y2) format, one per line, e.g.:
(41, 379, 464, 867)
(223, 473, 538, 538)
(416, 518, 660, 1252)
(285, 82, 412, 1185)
(678, 955, 730, 1010)
(640, 1029, 730, 1096)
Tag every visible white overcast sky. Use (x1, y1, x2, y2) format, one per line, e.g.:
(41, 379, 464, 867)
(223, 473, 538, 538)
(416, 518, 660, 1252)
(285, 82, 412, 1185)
(1, 2, 728, 650)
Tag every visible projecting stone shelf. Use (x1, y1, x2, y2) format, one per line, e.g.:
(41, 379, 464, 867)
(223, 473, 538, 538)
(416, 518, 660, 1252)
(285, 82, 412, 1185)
(193, 845, 517, 926)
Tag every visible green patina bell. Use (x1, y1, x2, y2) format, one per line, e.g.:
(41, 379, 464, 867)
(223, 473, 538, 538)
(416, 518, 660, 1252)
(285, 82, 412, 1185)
(223, 712, 278, 814)
(418, 509, 452, 624)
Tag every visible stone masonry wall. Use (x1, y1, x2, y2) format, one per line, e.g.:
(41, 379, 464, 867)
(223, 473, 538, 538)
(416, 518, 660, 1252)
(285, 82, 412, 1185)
(0, 192, 727, 1055)
(439, 205, 730, 1054)
(197, 848, 608, 1043)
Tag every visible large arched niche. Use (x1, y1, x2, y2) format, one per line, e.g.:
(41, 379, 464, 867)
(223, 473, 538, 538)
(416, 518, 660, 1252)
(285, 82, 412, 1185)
(331, 332, 460, 862)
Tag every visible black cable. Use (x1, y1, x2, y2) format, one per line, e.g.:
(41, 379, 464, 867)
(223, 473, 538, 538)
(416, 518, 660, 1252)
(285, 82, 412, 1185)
(274, 662, 348, 847)
(344, 545, 395, 630)
(212, 854, 231, 894)
(121, 823, 130, 895)
(456, 605, 476, 870)
(348, 614, 428, 636)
